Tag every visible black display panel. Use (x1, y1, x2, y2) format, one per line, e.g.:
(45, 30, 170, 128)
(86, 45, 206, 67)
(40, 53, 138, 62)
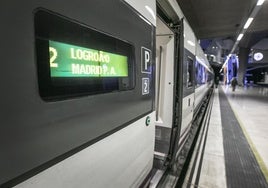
(35, 10, 135, 100)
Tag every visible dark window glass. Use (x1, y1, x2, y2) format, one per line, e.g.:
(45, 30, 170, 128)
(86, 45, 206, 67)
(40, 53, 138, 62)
(35, 9, 135, 101)
(187, 57, 193, 88)
(195, 62, 208, 87)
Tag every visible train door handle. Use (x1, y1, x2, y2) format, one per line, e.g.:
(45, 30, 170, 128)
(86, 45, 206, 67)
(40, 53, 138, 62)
(188, 98, 191, 106)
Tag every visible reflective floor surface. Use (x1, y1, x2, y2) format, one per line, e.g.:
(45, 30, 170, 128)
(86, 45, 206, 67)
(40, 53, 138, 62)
(184, 85, 268, 188)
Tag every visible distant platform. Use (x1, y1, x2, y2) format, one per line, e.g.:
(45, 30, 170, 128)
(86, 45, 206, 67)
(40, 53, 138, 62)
(257, 82, 268, 87)
(183, 85, 268, 188)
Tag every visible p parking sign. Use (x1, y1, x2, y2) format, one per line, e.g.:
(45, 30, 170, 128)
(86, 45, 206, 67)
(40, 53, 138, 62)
(141, 47, 152, 74)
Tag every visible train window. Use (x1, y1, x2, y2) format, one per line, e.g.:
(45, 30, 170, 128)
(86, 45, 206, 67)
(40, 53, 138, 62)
(187, 57, 193, 88)
(195, 62, 207, 86)
(35, 9, 135, 101)
(195, 62, 198, 87)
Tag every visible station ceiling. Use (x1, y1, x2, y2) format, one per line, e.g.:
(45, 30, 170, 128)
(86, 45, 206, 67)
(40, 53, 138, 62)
(176, 0, 268, 50)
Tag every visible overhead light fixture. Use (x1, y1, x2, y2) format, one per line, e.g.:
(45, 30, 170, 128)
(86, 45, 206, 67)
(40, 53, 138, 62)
(257, 0, 265, 6)
(237, 34, 244, 41)
(253, 52, 264, 61)
(230, 0, 264, 54)
(244, 17, 254, 29)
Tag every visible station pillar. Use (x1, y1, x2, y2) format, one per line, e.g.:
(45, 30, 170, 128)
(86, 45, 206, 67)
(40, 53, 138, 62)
(238, 47, 250, 86)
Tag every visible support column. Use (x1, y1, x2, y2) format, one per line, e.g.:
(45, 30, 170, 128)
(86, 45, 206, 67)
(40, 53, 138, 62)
(238, 47, 250, 86)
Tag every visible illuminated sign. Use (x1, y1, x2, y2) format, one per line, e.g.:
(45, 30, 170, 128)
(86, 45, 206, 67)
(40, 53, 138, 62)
(253, 52, 264, 61)
(141, 47, 152, 74)
(49, 40, 128, 77)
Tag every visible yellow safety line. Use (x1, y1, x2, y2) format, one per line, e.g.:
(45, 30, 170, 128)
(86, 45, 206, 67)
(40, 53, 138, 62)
(226, 93, 268, 183)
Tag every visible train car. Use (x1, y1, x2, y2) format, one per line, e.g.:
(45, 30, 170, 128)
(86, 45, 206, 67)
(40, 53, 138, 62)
(195, 44, 214, 114)
(0, 0, 214, 187)
(152, 2, 214, 186)
(0, 1, 156, 187)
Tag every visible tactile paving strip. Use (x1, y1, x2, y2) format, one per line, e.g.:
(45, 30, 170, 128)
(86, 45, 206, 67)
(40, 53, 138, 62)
(219, 87, 268, 188)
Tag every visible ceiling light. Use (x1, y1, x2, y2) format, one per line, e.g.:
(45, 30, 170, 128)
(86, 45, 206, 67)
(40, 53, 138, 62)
(237, 34, 244, 41)
(257, 0, 265, 6)
(253, 52, 264, 61)
(244, 18, 254, 29)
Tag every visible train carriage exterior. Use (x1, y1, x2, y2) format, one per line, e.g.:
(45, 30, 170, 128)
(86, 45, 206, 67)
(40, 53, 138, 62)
(0, 0, 214, 187)
(1, 1, 156, 187)
(154, 13, 213, 185)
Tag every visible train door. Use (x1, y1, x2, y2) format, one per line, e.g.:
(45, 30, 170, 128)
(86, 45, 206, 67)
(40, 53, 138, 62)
(152, 3, 200, 185)
(154, 17, 175, 170)
(153, 17, 196, 182)
(168, 20, 196, 175)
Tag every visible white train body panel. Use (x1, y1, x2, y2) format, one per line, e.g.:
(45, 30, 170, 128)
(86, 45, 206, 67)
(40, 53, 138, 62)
(166, 0, 184, 19)
(195, 42, 214, 111)
(124, 0, 156, 26)
(15, 112, 155, 188)
(184, 21, 196, 54)
(181, 93, 195, 136)
(194, 84, 209, 110)
(180, 20, 196, 137)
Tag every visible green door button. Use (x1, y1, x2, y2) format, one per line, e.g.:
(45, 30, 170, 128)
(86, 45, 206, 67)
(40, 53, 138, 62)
(146, 116, 151, 126)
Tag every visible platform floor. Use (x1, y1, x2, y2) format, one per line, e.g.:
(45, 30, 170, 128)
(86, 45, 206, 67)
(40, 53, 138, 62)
(184, 85, 268, 188)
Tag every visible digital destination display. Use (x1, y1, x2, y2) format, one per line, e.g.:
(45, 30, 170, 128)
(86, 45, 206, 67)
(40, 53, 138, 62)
(49, 40, 129, 77)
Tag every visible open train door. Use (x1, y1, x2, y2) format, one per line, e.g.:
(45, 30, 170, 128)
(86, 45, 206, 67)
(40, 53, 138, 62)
(154, 16, 176, 169)
(151, 5, 196, 186)
(151, 10, 185, 186)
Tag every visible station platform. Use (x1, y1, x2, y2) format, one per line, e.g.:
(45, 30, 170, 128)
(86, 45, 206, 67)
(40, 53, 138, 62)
(183, 85, 268, 188)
